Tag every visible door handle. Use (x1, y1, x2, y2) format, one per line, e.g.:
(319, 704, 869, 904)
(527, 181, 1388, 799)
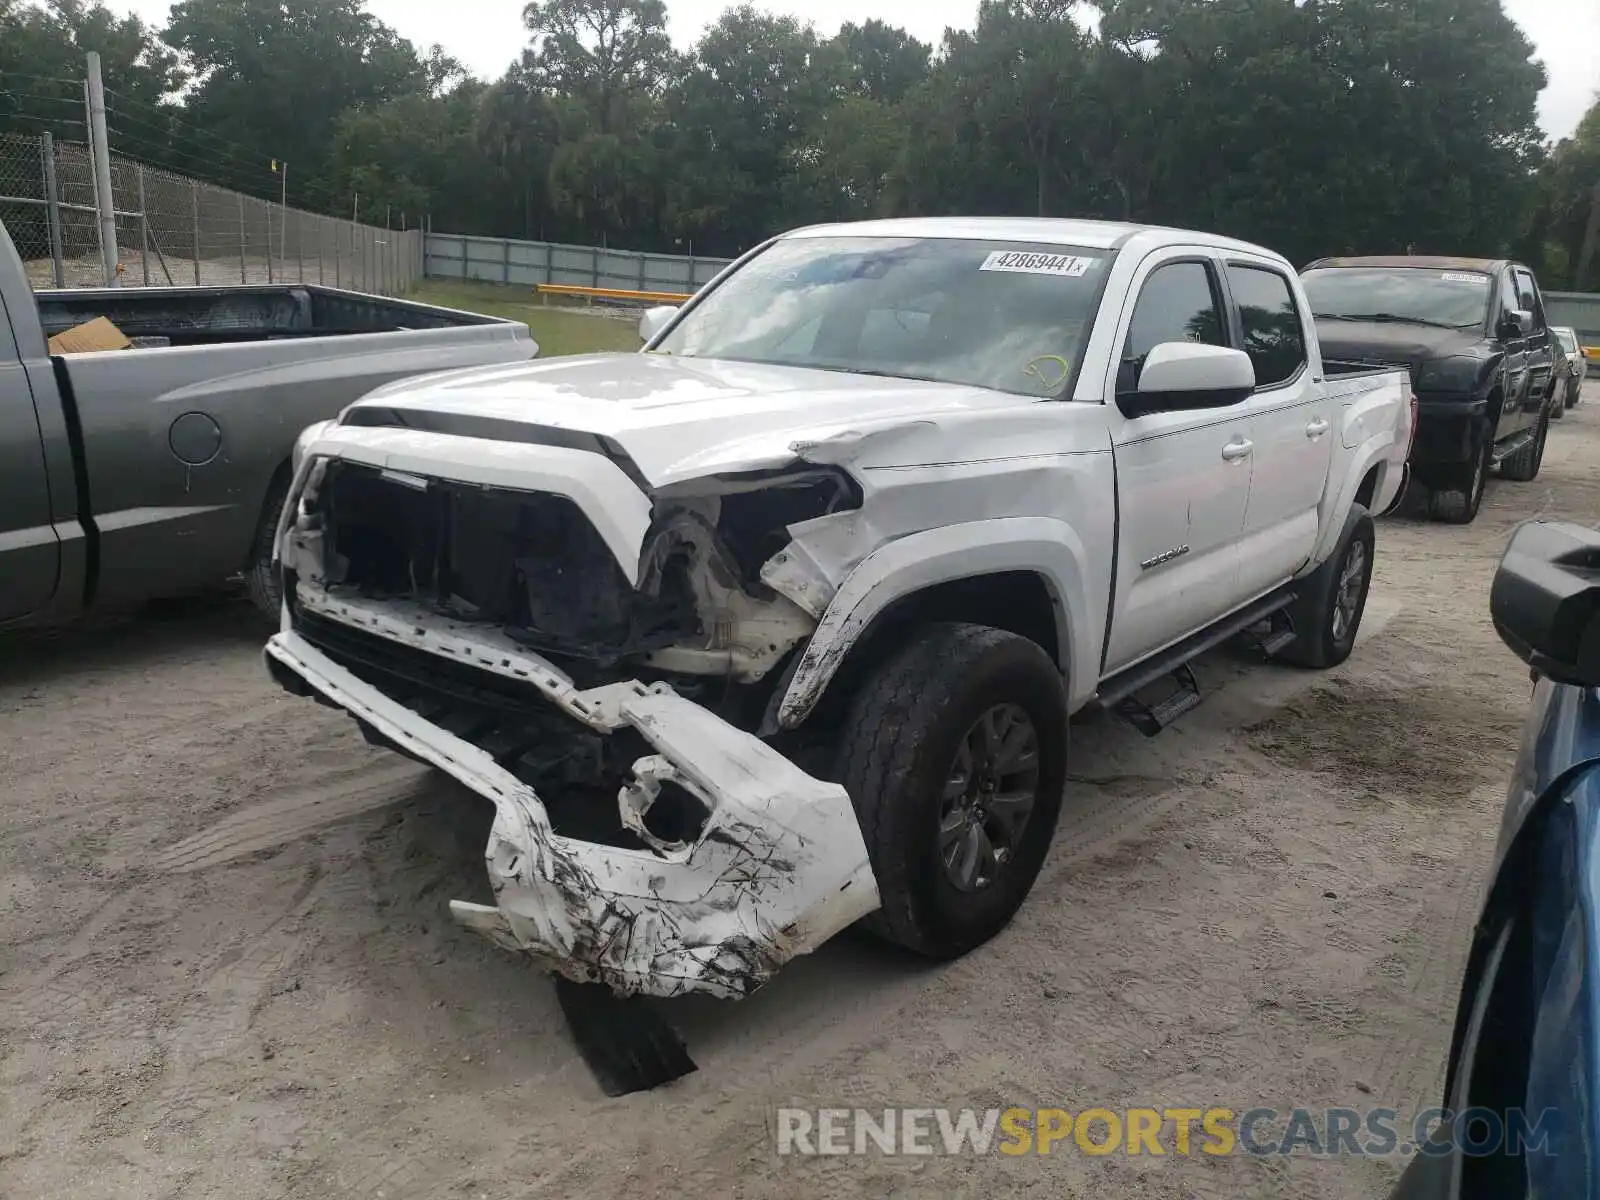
(1305, 417, 1330, 438)
(1221, 438, 1253, 462)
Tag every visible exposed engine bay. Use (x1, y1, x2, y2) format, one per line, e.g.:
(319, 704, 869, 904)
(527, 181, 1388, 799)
(278, 455, 867, 848)
(299, 457, 856, 684)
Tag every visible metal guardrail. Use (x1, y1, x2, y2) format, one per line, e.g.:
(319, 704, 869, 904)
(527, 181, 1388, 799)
(536, 282, 692, 304)
(1546, 292, 1600, 344)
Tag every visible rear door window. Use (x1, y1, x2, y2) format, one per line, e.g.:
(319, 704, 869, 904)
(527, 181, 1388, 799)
(1226, 265, 1307, 389)
(1513, 270, 1546, 330)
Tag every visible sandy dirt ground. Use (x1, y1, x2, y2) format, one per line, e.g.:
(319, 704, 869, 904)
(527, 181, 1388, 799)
(2, 383, 1597, 1200)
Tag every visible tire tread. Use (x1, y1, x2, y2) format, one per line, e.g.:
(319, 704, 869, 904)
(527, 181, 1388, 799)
(836, 623, 1064, 956)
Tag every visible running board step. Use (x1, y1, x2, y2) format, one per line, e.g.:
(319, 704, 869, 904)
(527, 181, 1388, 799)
(1258, 629, 1298, 657)
(1257, 624, 1299, 657)
(1091, 586, 1299, 720)
(1114, 663, 1201, 736)
(1490, 428, 1536, 466)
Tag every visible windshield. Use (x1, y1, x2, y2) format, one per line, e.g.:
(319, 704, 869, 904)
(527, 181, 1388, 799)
(653, 236, 1114, 397)
(1301, 267, 1491, 330)
(1556, 329, 1578, 353)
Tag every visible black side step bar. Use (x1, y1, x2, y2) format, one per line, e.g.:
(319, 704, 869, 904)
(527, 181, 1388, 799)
(1489, 426, 1537, 467)
(1116, 663, 1202, 736)
(1087, 586, 1298, 733)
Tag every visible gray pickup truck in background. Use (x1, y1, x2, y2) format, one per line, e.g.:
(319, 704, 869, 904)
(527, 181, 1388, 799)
(0, 218, 537, 628)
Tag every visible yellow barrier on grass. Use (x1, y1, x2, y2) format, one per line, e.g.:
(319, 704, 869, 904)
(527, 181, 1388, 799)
(536, 283, 692, 305)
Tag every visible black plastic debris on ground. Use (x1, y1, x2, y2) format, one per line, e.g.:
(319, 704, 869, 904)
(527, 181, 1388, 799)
(554, 975, 698, 1096)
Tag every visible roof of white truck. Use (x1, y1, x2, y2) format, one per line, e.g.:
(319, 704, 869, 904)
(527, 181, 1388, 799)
(781, 216, 1284, 259)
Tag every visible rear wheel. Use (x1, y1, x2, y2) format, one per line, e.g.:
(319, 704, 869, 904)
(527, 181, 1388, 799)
(1275, 505, 1375, 669)
(835, 623, 1068, 959)
(245, 474, 290, 620)
(1427, 434, 1491, 524)
(1499, 407, 1548, 482)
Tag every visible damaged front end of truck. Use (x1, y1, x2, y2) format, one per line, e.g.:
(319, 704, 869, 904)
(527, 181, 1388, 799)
(263, 417, 886, 1054)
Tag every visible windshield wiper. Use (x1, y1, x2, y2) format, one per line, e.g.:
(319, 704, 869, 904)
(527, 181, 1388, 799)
(1315, 312, 1467, 330)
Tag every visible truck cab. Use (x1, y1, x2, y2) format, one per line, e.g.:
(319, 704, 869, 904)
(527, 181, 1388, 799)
(1301, 256, 1557, 524)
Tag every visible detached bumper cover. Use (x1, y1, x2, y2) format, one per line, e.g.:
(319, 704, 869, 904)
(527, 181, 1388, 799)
(264, 630, 880, 1000)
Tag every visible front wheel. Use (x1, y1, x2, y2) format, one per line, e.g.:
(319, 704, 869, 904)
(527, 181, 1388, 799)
(835, 623, 1068, 959)
(1274, 505, 1375, 670)
(1427, 434, 1491, 524)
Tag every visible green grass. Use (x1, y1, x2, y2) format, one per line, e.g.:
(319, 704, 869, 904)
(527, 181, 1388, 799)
(410, 280, 643, 357)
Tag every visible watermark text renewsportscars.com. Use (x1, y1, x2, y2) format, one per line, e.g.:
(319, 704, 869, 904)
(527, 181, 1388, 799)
(774, 1106, 1562, 1158)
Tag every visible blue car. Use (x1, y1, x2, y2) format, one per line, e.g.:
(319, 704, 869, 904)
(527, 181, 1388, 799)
(1389, 518, 1600, 1198)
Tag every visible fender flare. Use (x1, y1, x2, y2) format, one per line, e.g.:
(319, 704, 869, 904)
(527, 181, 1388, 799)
(1306, 440, 1393, 571)
(775, 516, 1100, 730)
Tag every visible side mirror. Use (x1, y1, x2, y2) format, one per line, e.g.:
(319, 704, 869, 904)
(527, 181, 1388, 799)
(1500, 309, 1533, 338)
(638, 304, 678, 345)
(1119, 342, 1256, 418)
(1491, 519, 1600, 687)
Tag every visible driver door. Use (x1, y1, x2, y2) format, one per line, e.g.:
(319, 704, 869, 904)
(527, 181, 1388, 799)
(1102, 250, 1254, 674)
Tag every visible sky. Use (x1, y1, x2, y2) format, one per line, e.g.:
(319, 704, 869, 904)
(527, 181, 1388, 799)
(103, 0, 1598, 141)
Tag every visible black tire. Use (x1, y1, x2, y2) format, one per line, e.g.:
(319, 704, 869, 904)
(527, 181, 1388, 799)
(1499, 407, 1548, 482)
(1427, 433, 1491, 524)
(835, 622, 1068, 959)
(244, 473, 290, 620)
(1274, 505, 1375, 670)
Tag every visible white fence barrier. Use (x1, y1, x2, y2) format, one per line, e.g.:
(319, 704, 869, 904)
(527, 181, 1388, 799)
(424, 233, 734, 294)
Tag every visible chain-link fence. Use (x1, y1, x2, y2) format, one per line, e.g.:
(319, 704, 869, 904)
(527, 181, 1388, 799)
(0, 131, 421, 294)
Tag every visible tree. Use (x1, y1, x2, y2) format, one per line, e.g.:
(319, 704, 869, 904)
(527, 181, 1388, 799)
(0, 0, 183, 144)
(474, 70, 562, 238)
(0, 0, 1573, 279)
(1089, 0, 1546, 264)
(794, 95, 906, 221)
(520, 0, 675, 136)
(163, 0, 429, 206)
(327, 81, 498, 233)
(832, 19, 931, 105)
(928, 1, 1097, 218)
(665, 7, 842, 253)
(1538, 99, 1600, 288)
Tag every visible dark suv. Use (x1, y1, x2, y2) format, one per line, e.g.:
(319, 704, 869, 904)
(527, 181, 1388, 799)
(1301, 257, 1558, 525)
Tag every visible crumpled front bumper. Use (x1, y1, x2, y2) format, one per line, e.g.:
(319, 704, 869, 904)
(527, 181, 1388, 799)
(263, 629, 881, 1001)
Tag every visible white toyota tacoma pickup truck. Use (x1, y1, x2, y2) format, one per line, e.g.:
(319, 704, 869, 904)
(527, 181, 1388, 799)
(265, 218, 1413, 1019)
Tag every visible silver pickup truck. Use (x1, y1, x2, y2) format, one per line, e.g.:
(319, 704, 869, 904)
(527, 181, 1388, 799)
(0, 217, 537, 628)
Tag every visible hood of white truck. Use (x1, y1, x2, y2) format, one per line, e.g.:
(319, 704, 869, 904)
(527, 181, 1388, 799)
(345, 352, 1019, 488)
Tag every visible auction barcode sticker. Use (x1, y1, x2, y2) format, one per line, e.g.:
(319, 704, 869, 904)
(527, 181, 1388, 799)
(980, 251, 1098, 277)
(1440, 271, 1487, 283)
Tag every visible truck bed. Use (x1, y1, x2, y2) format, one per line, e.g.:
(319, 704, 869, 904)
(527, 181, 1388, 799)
(3, 208, 541, 626)
(1323, 357, 1413, 380)
(35, 284, 506, 348)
